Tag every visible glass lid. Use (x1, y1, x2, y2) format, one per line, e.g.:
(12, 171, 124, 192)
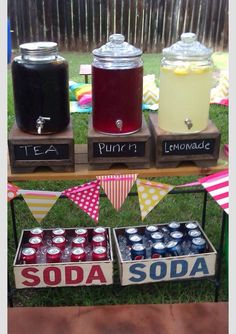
(92, 34, 142, 58)
(162, 32, 213, 60)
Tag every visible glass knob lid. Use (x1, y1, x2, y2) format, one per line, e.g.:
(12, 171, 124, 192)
(162, 32, 213, 60)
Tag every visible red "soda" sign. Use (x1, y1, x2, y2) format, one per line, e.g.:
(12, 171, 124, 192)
(14, 263, 113, 288)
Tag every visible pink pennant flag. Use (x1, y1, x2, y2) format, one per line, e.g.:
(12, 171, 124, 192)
(96, 174, 138, 211)
(198, 169, 229, 214)
(8, 183, 20, 202)
(63, 180, 100, 223)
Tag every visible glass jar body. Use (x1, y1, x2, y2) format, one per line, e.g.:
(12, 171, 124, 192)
(158, 58, 213, 134)
(12, 55, 70, 134)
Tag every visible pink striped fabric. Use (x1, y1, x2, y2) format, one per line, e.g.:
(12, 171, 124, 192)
(97, 174, 138, 211)
(198, 169, 229, 214)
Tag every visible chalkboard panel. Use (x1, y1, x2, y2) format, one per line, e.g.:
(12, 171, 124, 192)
(13, 144, 70, 160)
(93, 141, 145, 157)
(162, 139, 215, 156)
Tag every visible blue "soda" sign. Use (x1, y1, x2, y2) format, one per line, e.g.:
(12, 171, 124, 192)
(128, 257, 211, 283)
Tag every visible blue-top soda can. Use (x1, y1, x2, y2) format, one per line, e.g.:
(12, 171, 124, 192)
(168, 221, 180, 232)
(170, 231, 183, 243)
(129, 234, 143, 245)
(188, 229, 201, 240)
(131, 243, 146, 260)
(151, 242, 166, 258)
(191, 237, 206, 254)
(151, 231, 164, 243)
(145, 225, 158, 239)
(166, 240, 180, 256)
(125, 227, 138, 241)
(185, 221, 198, 231)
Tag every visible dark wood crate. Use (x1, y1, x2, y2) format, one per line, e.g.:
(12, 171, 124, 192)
(8, 121, 75, 173)
(88, 115, 151, 169)
(149, 114, 221, 168)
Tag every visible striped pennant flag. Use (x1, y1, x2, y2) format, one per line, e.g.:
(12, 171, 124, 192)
(198, 169, 229, 214)
(136, 179, 174, 220)
(20, 190, 62, 223)
(97, 174, 138, 211)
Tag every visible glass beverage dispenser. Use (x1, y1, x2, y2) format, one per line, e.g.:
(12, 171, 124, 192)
(158, 33, 213, 133)
(12, 42, 70, 135)
(92, 34, 143, 135)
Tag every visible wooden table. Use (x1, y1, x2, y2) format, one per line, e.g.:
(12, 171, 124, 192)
(8, 143, 228, 182)
(79, 64, 92, 83)
(8, 302, 228, 334)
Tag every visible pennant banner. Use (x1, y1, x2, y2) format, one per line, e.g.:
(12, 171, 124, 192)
(63, 180, 100, 223)
(97, 174, 138, 211)
(8, 183, 20, 202)
(198, 169, 229, 214)
(136, 179, 174, 220)
(20, 190, 62, 223)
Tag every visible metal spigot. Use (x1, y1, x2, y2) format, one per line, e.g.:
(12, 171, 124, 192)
(115, 119, 123, 131)
(185, 118, 193, 130)
(36, 116, 51, 134)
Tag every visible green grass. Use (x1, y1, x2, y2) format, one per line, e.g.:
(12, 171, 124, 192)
(8, 52, 228, 306)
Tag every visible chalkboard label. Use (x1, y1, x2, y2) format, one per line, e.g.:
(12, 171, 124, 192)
(162, 139, 215, 156)
(93, 142, 145, 157)
(13, 144, 70, 160)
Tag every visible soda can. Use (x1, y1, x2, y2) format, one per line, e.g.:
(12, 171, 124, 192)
(185, 221, 198, 231)
(166, 240, 180, 256)
(70, 247, 86, 262)
(151, 232, 164, 243)
(29, 236, 43, 250)
(72, 236, 86, 248)
(131, 243, 146, 260)
(191, 237, 207, 254)
(46, 246, 61, 263)
(52, 236, 66, 250)
(125, 227, 138, 240)
(21, 247, 37, 264)
(145, 225, 158, 239)
(129, 234, 143, 245)
(151, 242, 166, 258)
(29, 227, 44, 239)
(170, 231, 184, 243)
(92, 235, 107, 248)
(92, 246, 107, 261)
(75, 228, 88, 240)
(92, 227, 107, 239)
(52, 228, 66, 238)
(188, 229, 202, 240)
(168, 222, 180, 232)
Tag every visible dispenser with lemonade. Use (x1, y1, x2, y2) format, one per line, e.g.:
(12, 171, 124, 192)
(158, 32, 213, 133)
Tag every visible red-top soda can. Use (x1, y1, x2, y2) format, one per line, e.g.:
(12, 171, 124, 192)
(29, 227, 44, 239)
(52, 228, 66, 238)
(29, 236, 43, 250)
(75, 228, 88, 240)
(21, 247, 37, 264)
(92, 227, 107, 239)
(70, 247, 86, 262)
(92, 246, 107, 261)
(46, 246, 61, 263)
(52, 236, 66, 250)
(72, 236, 86, 248)
(92, 235, 107, 248)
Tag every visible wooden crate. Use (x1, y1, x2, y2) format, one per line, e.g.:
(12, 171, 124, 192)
(13, 227, 113, 289)
(113, 222, 217, 286)
(88, 115, 151, 169)
(8, 121, 75, 173)
(149, 114, 221, 168)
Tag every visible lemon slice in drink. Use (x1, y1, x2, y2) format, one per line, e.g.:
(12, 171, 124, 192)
(191, 67, 211, 74)
(173, 67, 189, 75)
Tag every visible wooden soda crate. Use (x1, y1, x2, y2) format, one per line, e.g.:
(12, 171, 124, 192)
(13, 227, 113, 289)
(113, 222, 217, 286)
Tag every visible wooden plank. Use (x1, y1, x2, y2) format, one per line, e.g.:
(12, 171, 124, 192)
(72, 0, 79, 48)
(116, 0, 122, 33)
(108, 0, 115, 36)
(51, 0, 60, 44)
(8, 0, 19, 48)
(78, 0, 86, 51)
(136, 0, 143, 47)
(87, 0, 94, 50)
(94, 0, 101, 45)
(64, 0, 73, 50)
(101, 0, 108, 44)
(44, 0, 53, 41)
(58, 0, 66, 49)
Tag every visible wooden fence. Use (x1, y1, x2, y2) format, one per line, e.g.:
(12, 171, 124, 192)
(8, 0, 228, 53)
